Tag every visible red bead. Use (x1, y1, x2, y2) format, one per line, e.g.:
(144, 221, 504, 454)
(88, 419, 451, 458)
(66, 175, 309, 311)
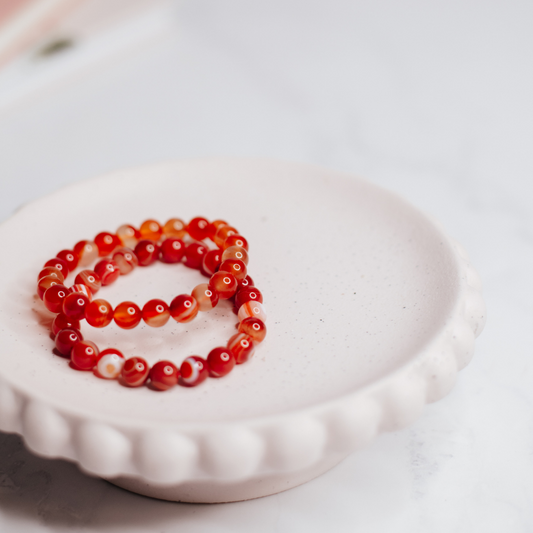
(169, 294, 199, 323)
(209, 271, 238, 299)
(37, 276, 61, 300)
(214, 225, 238, 248)
(238, 317, 267, 343)
(52, 314, 81, 337)
(134, 240, 159, 266)
(221, 245, 249, 265)
(71, 340, 99, 370)
(201, 249, 222, 277)
(207, 219, 228, 241)
(223, 234, 249, 251)
(160, 238, 185, 263)
(234, 286, 263, 310)
(94, 259, 120, 285)
(55, 328, 83, 356)
(227, 333, 255, 364)
(191, 283, 219, 311)
(238, 275, 254, 289)
(150, 361, 179, 391)
(44, 257, 70, 277)
(96, 348, 125, 379)
(85, 299, 114, 328)
(56, 249, 79, 271)
(94, 232, 120, 256)
(218, 259, 247, 281)
(62, 292, 90, 320)
(139, 219, 163, 241)
(187, 217, 210, 241)
(74, 240, 98, 266)
(183, 242, 208, 269)
(43, 284, 68, 313)
(142, 299, 170, 327)
(112, 247, 138, 275)
(163, 218, 187, 239)
(75, 270, 102, 293)
(121, 357, 150, 387)
(207, 347, 236, 377)
(68, 284, 92, 300)
(114, 301, 142, 329)
(38, 266, 64, 283)
(180, 356, 208, 387)
(116, 224, 140, 248)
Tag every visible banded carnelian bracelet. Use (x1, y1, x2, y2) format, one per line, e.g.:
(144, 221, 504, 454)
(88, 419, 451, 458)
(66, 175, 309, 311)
(36, 217, 266, 391)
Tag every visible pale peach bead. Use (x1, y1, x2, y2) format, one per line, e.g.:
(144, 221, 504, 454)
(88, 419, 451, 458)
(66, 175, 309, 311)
(113, 247, 139, 275)
(116, 224, 140, 248)
(221, 245, 249, 265)
(191, 283, 219, 312)
(238, 301, 267, 323)
(163, 218, 187, 239)
(74, 240, 99, 267)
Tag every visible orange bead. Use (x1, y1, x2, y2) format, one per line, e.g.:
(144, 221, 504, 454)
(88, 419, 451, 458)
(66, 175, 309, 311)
(238, 317, 267, 343)
(74, 240, 99, 266)
(116, 224, 140, 248)
(207, 219, 228, 240)
(114, 301, 142, 329)
(163, 218, 187, 239)
(142, 299, 170, 327)
(223, 234, 249, 251)
(139, 219, 163, 241)
(214, 225, 238, 248)
(37, 266, 64, 283)
(85, 299, 114, 328)
(191, 283, 219, 312)
(221, 245, 249, 265)
(74, 270, 102, 293)
(218, 259, 247, 281)
(209, 271, 238, 299)
(187, 217, 210, 241)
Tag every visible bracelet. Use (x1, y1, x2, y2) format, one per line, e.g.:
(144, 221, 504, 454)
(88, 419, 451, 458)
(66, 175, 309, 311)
(37, 217, 267, 391)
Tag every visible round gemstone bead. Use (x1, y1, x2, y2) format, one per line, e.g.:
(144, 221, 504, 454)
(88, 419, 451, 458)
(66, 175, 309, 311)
(55, 328, 83, 356)
(62, 292, 90, 320)
(94, 232, 121, 256)
(71, 340, 99, 370)
(201, 249, 222, 277)
(191, 283, 219, 312)
(234, 286, 263, 310)
(43, 284, 69, 313)
(160, 238, 185, 263)
(214, 225, 238, 248)
(150, 361, 179, 391)
(238, 301, 267, 323)
(169, 294, 198, 323)
(56, 249, 79, 271)
(187, 217, 210, 241)
(209, 271, 238, 299)
(180, 356, 208, 387)
(218, 259, 247, 281)
(114, 301, 142, 329)
(68, 284, 92, 301)
(73, 240, 99, 266)
(116, 224, 140, 248)
(207, 347, 235, 377)
(142, 299, 170, 327)
(44, 257, 69, 277)
(134, 240, 159, 266)
(85, 299, 114, 328)
(238, 317, 267, 343)
(96, 348, 125, 379)
(121, 357, 150, 387)
(238, 275, 254, 289)
(74, 270, 102, 293)
(206, 219, 228, 240)
(221, 245, 249, 265)
(94, 259, 120, 285)
(37, 276, 61, 300)
(113, 247, 138, 275)
(38, 266, 64, 283)
(223, 234, 249, 251)
(227, 333, 255, 364)
(52, 314, 81, 337)
(163, 218, 187, 239)
(139, 219, 162, 241)
(183, 242, 208, 269)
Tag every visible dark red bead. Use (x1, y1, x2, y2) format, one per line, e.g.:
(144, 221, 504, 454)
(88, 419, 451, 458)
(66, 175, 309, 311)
(183, 242, 208, 270)
(187, 217, 210, 241)
(62, 292, 90, 320)
(207, 347, 236, 377)
(150, 361, 179, 391)
(159, 238, 185, 263)
(135, 239, 160, 266)
(55, 328, 83, 356)
(94, 259, 120, 285)
(201, 249, 222, 277)
(43, 284, 69, 313)
(94, 232, 120, 256)
(52, 314, 81, 337)
(238, 275, 254, 289)
(71, 340, 99, 370)
(234, 286, 263, 310)
(238, 317, 267, 343)
(44, 257, 70, 277)
(121, 357, 150, 387)
(56, 249, 79, 271)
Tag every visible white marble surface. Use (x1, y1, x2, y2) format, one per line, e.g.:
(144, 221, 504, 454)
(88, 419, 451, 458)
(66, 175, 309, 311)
(0, 0, 531, 531)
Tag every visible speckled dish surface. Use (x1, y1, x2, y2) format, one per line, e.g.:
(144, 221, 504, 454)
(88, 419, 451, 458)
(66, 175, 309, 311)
(0, 158, 486, 502)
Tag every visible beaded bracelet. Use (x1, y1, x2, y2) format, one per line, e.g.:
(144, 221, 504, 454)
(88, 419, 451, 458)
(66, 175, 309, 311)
(37, 217, 267, 391)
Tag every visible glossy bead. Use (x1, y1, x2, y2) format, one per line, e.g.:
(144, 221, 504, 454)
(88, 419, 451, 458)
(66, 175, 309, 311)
(163, 218, 187, 239)
(150, 361, 179, 391)
(113, 247, 138, 275)
(180, 356, 208, 387)
(238, 301, 267, 323)
(139, 219, 162, 241)
(96, 348, 125, 379)
(94, 259, 120, 285)
(121, 357, 150, 387)
(37, 266, 64, 283)
(238, 275, 254, 289)
(207, 219, 228, 240)
(114, 301, 142, 329)
(85, 299, 113, 328)
(234, 286, 263, 310)
(94, 232, 120, 256)
(135, 240, 159, 266)
(73, 240, 98, 266)
(44, 257, 69, 277)
(62, 292, 90, 320)
(142, 299, 170, 327)
(68, 284, 92, 301)
(74, 270, 102, 293)
(214, 225, 238, 248)
(183, 242, 208, 269)
(227, 333, 255, 364)
(223, 234, 249, 251)
(218, 259, 247, 281)
(169, 294, 198, 323)
(52, 314, 80, 336)
(209, 271, 238, 299)
(221, 245, 249, 265)
(116, 224, 140, 248)
(238, 317, 267, 343)
(71, 341, 99, 370)
(43, 284, 68, 313)
(207, 347, 236, 377)
(56, 249, 79, 271)
(160, 238, 185, 263)
(55, 328, 83, 356)
(201, 249, 222, 277)
(191, 283, 219, 311)
(187, 217, 210, 241)
(37, 276, 61, 300)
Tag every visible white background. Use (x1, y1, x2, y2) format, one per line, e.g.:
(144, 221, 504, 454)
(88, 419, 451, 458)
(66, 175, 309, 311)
(0, 1, 532, 531)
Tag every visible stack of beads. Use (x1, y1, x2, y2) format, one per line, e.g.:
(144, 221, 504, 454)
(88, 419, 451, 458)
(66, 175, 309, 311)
(37, 217, 267, 391)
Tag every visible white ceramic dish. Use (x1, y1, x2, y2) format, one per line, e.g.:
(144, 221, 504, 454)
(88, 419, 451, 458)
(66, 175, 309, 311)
(0, 158, 486, 503)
